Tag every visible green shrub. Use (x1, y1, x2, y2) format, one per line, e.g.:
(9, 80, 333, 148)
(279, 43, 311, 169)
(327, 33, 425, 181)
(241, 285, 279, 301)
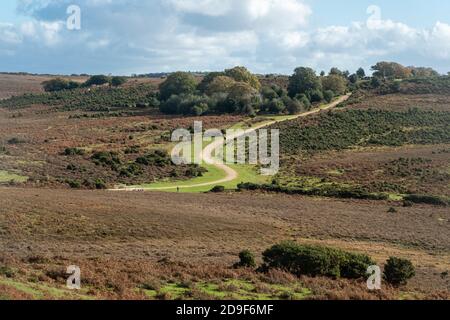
(64, 147, 85, 156)
(383, 257, 415, 286)
(234, 250, 256, 268)
(135, 150, 171, 167)
(111, 76, 127, 87)
(7, 137, 25, 145)
(404, 194, 448, 206)
(91, 151, 121, 170)
(323, 90, 334, 103)
(0, 266, 15, 278)
(307, 89, 324, 103)
(95, 179, 107, 190)
(210, 185, 225, 193)
(84, 75, 110, 87)
(42, 78, 80, 92)
(67, 179, 81, 189)
(261, 242, 374, 279)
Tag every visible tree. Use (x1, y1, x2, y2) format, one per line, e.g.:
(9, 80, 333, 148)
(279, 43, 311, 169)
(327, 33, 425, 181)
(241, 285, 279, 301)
(410, 67, 439, 78)
(308, 89, 323, 103)
(288, 67, 322, 98)
(224, 66, 261, 91)
(348, 74, 358, 84)
(111, 76, 127, 87)
(329, 67, 343, 76)
(321, 74, 347, 95)
(159, 72, 197, 101)
(356, 67, 366, 78)
(225, 82, 261, 114)
(323, 90, 334, 103)
(42, 78, 79, 92)
(205, 76, 236, 96)
(371, 62, 412, 79)
(84, 75, 110, 87)
(285, 97, 303, 115)
(197, 72, 224, 93)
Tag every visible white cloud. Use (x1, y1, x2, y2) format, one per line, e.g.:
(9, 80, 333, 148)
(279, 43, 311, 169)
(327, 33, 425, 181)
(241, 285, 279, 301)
(0, 1, 449, 74)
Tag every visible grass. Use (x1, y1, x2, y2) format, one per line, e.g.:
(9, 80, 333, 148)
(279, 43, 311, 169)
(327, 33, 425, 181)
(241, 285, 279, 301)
(0, 277, 93, 300)
(0, 170, 28, 183)
(141, 279, 311, 300)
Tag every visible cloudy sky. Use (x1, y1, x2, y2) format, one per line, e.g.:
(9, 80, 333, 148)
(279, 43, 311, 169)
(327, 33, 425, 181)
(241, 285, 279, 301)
(1, 0, 450, 75)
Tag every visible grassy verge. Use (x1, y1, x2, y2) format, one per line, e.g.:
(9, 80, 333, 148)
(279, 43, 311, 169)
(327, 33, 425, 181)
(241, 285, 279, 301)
(0, 170, 28, 183)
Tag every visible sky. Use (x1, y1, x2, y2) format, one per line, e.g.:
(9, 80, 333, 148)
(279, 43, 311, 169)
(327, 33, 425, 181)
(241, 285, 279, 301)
(0, 0, 449, 75)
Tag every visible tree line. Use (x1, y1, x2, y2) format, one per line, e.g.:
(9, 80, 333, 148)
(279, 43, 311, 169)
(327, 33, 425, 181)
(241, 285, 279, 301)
(40, 61, 445, 116)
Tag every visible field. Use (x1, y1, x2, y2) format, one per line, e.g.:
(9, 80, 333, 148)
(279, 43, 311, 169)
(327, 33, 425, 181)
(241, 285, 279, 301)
(1, 188, 449, 299)
(0, 75, 449, 300)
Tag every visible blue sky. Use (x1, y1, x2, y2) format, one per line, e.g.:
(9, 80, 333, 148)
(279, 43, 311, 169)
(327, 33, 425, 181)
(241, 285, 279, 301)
(1, 0, 449, 75)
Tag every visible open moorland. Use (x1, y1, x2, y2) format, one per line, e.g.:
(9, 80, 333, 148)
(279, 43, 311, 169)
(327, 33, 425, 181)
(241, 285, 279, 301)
(1, 66, 449, 300)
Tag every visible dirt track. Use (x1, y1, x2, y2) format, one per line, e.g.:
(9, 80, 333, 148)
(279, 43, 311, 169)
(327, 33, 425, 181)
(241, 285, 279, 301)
(117, 95, 351, 191)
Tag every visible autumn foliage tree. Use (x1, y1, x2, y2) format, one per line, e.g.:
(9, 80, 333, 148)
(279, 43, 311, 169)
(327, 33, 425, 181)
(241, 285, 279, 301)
(159, 72, 198, 101)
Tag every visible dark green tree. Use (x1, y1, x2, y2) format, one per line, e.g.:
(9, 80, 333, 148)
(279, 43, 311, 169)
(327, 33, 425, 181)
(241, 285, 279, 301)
(288, 67, 322, 98)
(159, 72, 197, 101)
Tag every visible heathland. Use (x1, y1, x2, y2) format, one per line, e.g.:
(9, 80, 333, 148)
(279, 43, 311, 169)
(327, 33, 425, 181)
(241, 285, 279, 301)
(0, 63, 449, 300)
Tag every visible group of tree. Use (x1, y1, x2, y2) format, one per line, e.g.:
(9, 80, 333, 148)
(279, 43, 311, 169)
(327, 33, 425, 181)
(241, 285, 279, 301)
(287, 67, 350, 105)
(158, 66, 353, 116)
(159, 67, 263, 116)
(42, 75, 128, 92)
(371, 62, 440, 80)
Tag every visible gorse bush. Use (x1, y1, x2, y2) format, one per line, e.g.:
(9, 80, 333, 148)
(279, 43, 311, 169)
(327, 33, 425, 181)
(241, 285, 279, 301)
(383, 257, 415, 286)
(135, 149, 171, 167)
(210, 185, 225, 193)
(403, 194, 449, 207)
(237, 182, 389, 201)
(42, 78, 80, 92)
(234, 250, 257, 268)
(261, 242, 375, 279)
(64, 147, 85, 156)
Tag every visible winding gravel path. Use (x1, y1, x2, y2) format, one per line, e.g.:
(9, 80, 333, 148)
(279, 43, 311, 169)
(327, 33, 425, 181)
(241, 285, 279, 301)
(113, 95, 350, 191)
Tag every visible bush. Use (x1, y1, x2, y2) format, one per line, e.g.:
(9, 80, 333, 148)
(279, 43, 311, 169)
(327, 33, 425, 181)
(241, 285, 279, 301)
(7, 137, 25, 145)
(84, 75, 110, 87)
(135, 150, 171, 167)
(111, 76, 127, 87)
(0, 266, 15, 278)
(64, 147, 85, 156)
(234, 250, 256, 268)
(210, 185, 225, 193)
(404, 194, 448, 206)
(67, 179, 81, 189)
(307, 89, 324, 103)
(323, 90, 334, 103)
(95, 179, 107, 190)
(261, 242, 375, 279)
(42, 78, 80, 92)
(383, 257, 415, 286)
